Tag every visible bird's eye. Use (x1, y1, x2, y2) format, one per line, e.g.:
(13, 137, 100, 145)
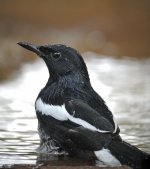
(52, 52, 61, 60)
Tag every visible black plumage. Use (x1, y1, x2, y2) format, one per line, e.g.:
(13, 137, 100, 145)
(18, 42, 150, 169)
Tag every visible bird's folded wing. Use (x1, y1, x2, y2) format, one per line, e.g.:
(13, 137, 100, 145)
(65, 126, 113, 151)
(65, 99, 117, 133)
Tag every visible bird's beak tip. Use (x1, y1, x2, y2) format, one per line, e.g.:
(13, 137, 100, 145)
(17, 42, 30, 47)
(17, 42, 34, 48)
(18, 42, 40, 55)
(17, 42, 23, 46)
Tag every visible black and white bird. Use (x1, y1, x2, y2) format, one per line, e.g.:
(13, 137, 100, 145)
(18, 42, 150, 169)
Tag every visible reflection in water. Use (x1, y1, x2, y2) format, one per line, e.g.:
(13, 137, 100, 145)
(0, 54, 150, 166)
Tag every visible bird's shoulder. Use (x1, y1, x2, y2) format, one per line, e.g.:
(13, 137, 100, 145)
(65, 99, 119, 134)
(35, 96, 119, 134)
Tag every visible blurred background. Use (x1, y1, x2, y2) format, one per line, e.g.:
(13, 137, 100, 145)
(0, 0, 150, 81)
(0, 0, 150, 166)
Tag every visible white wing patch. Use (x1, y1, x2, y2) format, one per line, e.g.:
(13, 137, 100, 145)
(35, 98, 110, 133)
(36, 98, 68, 121)
(94, 148, 121, 166)
(112, 115, 118, 134)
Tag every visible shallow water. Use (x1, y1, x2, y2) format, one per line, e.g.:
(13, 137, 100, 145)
(0, 54, 150, 166)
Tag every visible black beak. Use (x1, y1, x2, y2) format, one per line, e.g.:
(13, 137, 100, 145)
(18, 42, 41, 56)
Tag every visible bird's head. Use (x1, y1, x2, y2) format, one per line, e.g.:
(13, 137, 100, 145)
(18, 42, 89, 82)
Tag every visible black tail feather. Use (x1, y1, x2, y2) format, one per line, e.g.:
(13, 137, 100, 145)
(108, 140, 150, 169)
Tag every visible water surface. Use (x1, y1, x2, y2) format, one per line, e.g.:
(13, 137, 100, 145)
(0, 54, 150, 166)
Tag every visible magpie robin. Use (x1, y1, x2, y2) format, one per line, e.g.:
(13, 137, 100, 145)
(18, 42, 150, 169)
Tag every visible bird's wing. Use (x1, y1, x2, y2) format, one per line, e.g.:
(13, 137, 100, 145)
(63, 126, 122, 161)
(64, 126, 113, 151)
(65, 99, 119, 134)
(64, 126, 117, 154)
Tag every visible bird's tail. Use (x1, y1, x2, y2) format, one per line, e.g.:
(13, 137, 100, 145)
(108, 139, 150, 169)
